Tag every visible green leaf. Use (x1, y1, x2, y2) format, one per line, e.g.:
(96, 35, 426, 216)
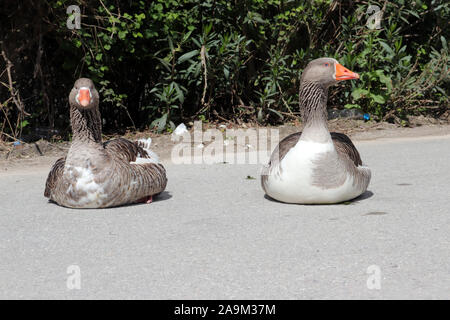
(95, 53, 102, 61)
(167, 37, 174, 52)
(441, 36, 448, 51)
(118, 30, 128, 40)
(267, 108, 284, 120)
(351, 88, 369, 100)
(370, 94, 385, 104)
(172, 82, 185, 104)
(379, 41, 394, 55)
(177, 49, 199, 63)
(19, 120, 29, 128)
(377, 72, 393, 92)
(182, 30, 193, 43)
(150, 115, 166, 133)
(151, 113, 168, 132)
(135, 13, 145, 21)
(344, 104, 361, 109)
(224, 67, 229, 79)
(204, 22, 213, 36)
(257, 108, 263, 122)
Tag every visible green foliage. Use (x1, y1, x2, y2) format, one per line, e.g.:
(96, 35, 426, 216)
(1, 0, 449, 140)
(336, 1, 449, 120)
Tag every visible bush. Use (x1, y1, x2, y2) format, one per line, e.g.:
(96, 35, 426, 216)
(0, 0, 448, 140)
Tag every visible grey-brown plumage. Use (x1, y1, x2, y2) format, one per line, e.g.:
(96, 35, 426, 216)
(261, 58, 371, 204)
(44, 78, 167, 208)
(263, 131, 361, 172)
(44, 157, 65, 198)
(261, 131, 363, 192)
(330, 132, 362, 166)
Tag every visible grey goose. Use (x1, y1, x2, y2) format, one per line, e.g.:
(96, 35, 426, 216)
(261, 58, 371, 204)
(44, 78, 167, 208)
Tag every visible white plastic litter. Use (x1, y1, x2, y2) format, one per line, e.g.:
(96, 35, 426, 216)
(173, 123, 188, 135)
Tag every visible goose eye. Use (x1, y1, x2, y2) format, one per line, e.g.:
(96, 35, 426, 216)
(324, 63, 329, 67)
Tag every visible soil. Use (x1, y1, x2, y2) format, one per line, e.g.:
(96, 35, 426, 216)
(1, 115, 449, 176)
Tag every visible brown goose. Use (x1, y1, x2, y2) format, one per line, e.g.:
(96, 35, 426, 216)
(261, 58, 371, 204)
(44, 78, 167, 208)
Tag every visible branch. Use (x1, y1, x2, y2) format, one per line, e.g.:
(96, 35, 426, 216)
(1, 50, 30, 116)
(200, 44, 208, 107)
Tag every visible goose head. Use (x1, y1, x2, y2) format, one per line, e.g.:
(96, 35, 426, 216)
(69, 78, 99, 110)
(301, 58, 359, 87)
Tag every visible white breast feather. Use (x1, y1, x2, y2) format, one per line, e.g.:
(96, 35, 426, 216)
(65, 165, 108, 208)
(264, 140, 362, 204)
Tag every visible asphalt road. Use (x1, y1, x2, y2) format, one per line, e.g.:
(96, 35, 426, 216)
(0, 135, 449, 299)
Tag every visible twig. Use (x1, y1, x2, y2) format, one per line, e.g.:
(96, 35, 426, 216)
(276, 82, 295, 118)
(0, 130, 18, 141)
(120, 105, 136, 130)
(0, 99, 16, 138)
(98, 0, 117, 38)
(0, 116, 5, 142)
(212, 110, 233, 124)
(200, 44, 208, 106)
(1, 50, 29, 116)
(98, 0, 114, 18)
(277, 110, 300, 119)
(34, 143, 43, 156)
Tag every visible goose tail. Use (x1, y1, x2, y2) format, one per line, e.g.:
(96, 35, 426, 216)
(136, 138, 160, 164)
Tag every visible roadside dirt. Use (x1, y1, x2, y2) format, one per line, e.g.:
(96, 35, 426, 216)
(1, 116, 449, 176)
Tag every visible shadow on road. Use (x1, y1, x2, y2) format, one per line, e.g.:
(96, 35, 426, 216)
(263, 190, 374, 206)
(45, 190, 173, 210)
(153, 190, 172, 202)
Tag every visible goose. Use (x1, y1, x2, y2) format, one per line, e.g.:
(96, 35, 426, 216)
(44, 78, 167, 208)
(261, 58, 371, 204)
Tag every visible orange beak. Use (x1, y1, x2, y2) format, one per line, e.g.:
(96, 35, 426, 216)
(335, 63, 359, 81)
(78, 88, 91, 107)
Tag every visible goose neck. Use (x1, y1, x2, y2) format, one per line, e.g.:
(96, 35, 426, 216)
(299, 81, 331, 143)
(70, 104, 102, 144)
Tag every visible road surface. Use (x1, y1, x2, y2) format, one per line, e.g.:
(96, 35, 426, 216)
(0, 135, 449, 299)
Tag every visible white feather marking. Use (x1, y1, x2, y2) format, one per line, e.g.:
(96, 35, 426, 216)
(64, 165, 108, 208)
(264, 140, 363, 204)
(131, 138, 160, 164)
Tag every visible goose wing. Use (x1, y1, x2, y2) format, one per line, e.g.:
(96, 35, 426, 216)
(103, 138, 167, 197)
(330, 132, 362, 166)
(102, 138, 149, 162)
(266, 132, 302, 167)
(261, 132, 301, 191)
(264, 131, 362, 167)
(44, 157, 66, 198)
